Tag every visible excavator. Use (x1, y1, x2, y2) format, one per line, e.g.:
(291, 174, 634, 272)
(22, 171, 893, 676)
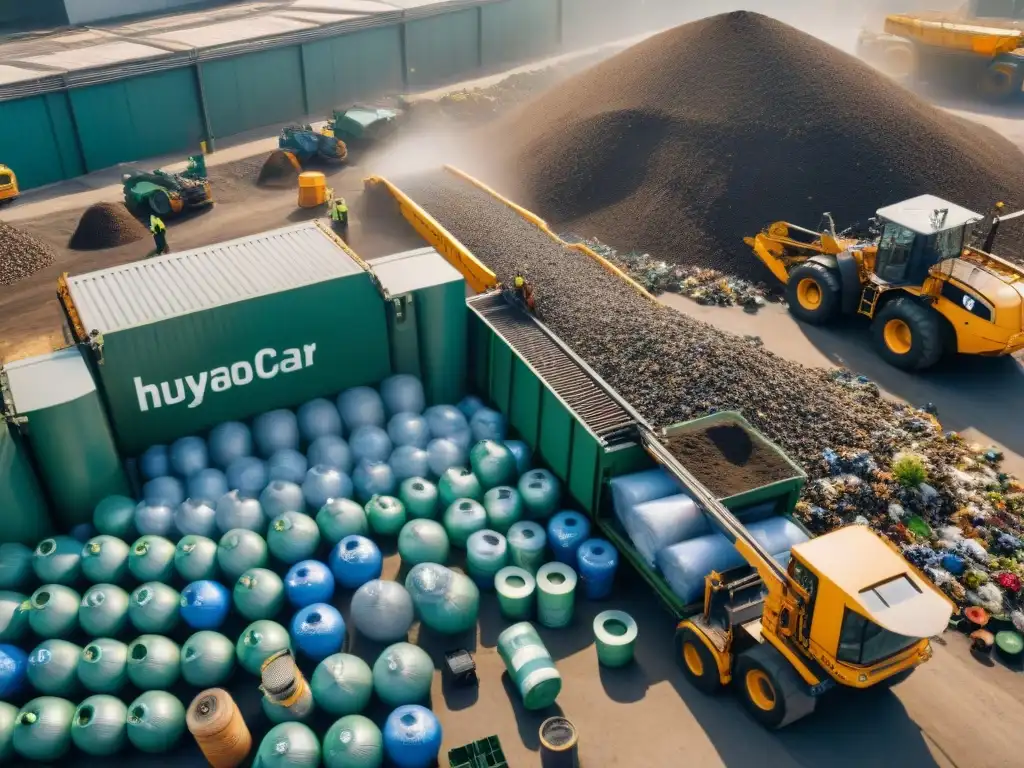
(745, 194, 1024, 371)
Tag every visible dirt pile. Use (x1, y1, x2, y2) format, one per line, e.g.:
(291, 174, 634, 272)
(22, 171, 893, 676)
(68, 203, 149, 251)
(0, 220, 56, 285)
(257, 150, 300, 188)
(489, 11, 1024, 279)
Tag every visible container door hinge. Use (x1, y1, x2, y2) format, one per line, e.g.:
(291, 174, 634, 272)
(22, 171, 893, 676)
(392, 294, 411, 324)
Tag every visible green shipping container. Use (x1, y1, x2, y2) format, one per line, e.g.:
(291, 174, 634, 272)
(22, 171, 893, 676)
(64, 222, 391, 456)
(302, 27, 404, 115)
(404, 9, 481, 89)
(481, 0, 560, 69)
(3, 347, 129, 529)
(0, 419, 52, 545)
(202, 46, 306, 138)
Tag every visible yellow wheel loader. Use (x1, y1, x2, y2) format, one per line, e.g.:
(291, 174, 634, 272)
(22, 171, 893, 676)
(0, 164, 18, 204)
(745, 194, 1024, 371)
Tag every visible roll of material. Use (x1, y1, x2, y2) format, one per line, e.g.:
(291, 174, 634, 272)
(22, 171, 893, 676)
(539, 716, 579, 768)
(443, 499, 487, 549)
(507, 521, 547, 574)
(547, 512, 591, 567)
(517, 469, 560, 521)
(494, 566, 536, 620)
(497, 622, 561, 710)
(576, 539, 618, 601)
(261, 650, 315, 724)
(482, 486, 523, 534)
(593, 610, 638, 668)
(536, 563, 577, 629)
(620, 493, 707, 568)
(608, 468, 681, 522)
(187, 688, 252, 768)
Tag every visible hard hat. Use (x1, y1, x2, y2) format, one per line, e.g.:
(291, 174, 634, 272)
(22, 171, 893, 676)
(514, 276, 525, 288)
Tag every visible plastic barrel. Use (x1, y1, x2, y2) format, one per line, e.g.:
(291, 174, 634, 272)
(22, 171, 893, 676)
(576, 539, 618, 600)
(494, 566, 536, 620)
(593, 610, 638, 667)
(547, 511, 590, 566)
(497, 622, 561, 710)
(536, 563, 577, 629)
(539, 716, 579, 768)
(466, 530, 509, 589)
(507, 521, 547, 574)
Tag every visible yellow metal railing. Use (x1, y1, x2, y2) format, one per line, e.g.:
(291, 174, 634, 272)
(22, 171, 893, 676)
(57, 272, 87, 342)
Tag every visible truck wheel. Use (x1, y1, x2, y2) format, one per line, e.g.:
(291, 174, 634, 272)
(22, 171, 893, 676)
(881, 43, 917, 81)
(674, 626, 722, 694)
(735, 644, 816, 729)
(979, 62, 1021, 103)
(149, 190, 172, 216)
(872, 298, 944, 371)
(785, 263, 840, 325)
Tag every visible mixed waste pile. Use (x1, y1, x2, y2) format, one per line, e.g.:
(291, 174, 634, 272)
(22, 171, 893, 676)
(0, 220, 55, 286)
(68, 203, 149, 251)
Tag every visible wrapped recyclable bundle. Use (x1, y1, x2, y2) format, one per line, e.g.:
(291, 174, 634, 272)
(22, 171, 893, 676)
(620, 493, 709, 568)
(609, 468, 681, 524)
(404, 563, 479, 634)
(497, 622, 561, 710)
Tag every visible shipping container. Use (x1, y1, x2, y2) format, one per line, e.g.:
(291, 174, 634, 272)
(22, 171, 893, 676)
(2, 347, 129, 529)
(0, 420, 52, 545)
(62, 221, 391, 456)
(301, 27, 405, 115)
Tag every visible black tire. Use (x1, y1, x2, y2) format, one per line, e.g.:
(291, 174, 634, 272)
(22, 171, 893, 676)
(674, 626, 722, 694)
(734, 644, 816, 729)
(979, 62, 1022, 103)
(785, 263, 841, 325)
(881, 43, 917, 81)
(149, 190, 172, 216)
(871, 297, 944, 371)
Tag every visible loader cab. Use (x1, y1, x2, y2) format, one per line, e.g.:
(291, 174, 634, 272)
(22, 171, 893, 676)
(873, 195, 981, 286)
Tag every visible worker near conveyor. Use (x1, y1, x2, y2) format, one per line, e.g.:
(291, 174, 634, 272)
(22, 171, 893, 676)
(330, 196, 349, 240)
(149, 214, 169, 256)
(513, 274, 536, 312)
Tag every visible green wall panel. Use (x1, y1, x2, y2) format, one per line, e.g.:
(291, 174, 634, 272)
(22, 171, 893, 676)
(0, 94, 83, 189)
(302, 27, 404, 115)
(204, 47, 305, 138)
(417, 281, 467, 406)
(0, 421, 52, 545)
(509, 356, 541, 449)
(569, 425, 600, 515)
(69, 68, 203, 172)
(481, 0, 559, 69)
(538, 388, 571, 479)
(405, 10, 480, 89)
(469, 315, 490, 397)
(489, 336, 513, 416)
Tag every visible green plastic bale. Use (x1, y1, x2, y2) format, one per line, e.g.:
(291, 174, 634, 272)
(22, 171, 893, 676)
(26, 584, 81, 638)
(237, 619, 291, 675)
(483, 486, 523, 534)
(71, 695, 128, 756)
(536, 563, 577, 629)
(496, 622, 561, 710)
(128, 536, 176, 582)
(443, 499, 487, 549)
(470, 440, 517, 490)
(268, 512, 321, 565)
(0, 544, 33, 590)
(438, 468, 483, 508)
(32, 537, 82, 585)
(323, 714, 383, 768)
(79, 584, 130, 637)
(217, 529, 269, 580)
(317, 499, 369, 544)
(365, 496, 407, 536)
(128, 582, 180, 634)
(494, 566, 536, 620)
(126, 635, 180, 690)
(93, 495, 136, 539)
(0, 590, 29, 642)
(399, 477, 439, 520)
(126, 691, 186, 753)
(371, 642, 433, 707)
(13, 696, 76, 762)
(593, 610, 638, 668)
(517, 469, 561, 521)
(256, 722, 321, 768)
(181, 630, 236, 686)
(81, 536, 130, 583)
(27, 639, 82, 695)
(404, 564, 479, 634)
(311, 653, 374, 716)
(234, 567, 285, 620)
(397, 520, 449, 566)
(174, 535, 220, 582)
(0, 701, 15, 761)
(77, 638, 128, 693)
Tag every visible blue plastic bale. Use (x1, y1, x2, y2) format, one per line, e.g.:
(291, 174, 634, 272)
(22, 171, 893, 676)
(456, 396, 485, 421)
(207, 422, 253, 469)
(139, 445, 171, 481)
(216, 491, 266, 534)
(576, 538, 618, 600)
(253, 409, 301, 458)
(547, 511, 591, 566)
(383, 705, 443, 768)
(297, 398, 343, 444)
(188, 469, 229, 505)
(175, 499, 218, 538)
(448, 428, 473, 453)
(350, 426, 393, 465)
(170, 436, 209, 478)
(424, 405, 468, 440)
(291, 603, 346, 661)
(504, 440, 532, 477)
(261, 480, 306, 518)
(353, 461, 396, 503)
(303, 466, 352, 510)
(942, 554, 966, 575)
(469, 408, 506, 442)
(387, 414, 431, 449)
(307, 436, 353, 475)
(608, 468, 682, 521)
(0, 644, 28, 697)
(337, 387, 386, 432)
(425, 438, 465, 478)
(134, 502, 175, 537)
(329, 536, 383, 589)
(389, 446, 430, 483)
(144, 476, 185, 508)
(226, 456, 268, 499)
(180, 580, 231, 630)
(268, 450, 310, 485)
(285, 560, 336, 608)
(380, 375, 426, 417)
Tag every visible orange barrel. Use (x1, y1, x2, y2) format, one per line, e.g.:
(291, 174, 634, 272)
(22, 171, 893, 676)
(297, 171, 327, 208)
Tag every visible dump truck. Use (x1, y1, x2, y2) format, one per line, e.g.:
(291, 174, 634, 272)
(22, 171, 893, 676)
(0, 163, 18, 204)
(277, 123, 348, 165)
(745, 194, 1024, 370)
(122, 155, 213, 218)
(857, 1, 1024, 100)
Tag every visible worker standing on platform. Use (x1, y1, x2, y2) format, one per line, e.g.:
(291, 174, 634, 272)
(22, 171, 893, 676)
(330, 196, 349, 241)
(150, 215, 169, 255)
(513, 274, 536, 313)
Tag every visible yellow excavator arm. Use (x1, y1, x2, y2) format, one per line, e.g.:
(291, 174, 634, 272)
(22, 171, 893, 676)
(744, 220, 851, 285)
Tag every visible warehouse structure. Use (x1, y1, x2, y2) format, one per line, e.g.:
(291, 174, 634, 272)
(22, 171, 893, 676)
(0, 0, 683, 192)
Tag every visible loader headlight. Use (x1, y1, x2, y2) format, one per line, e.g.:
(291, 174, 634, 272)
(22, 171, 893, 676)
(858, 674, 868, 683)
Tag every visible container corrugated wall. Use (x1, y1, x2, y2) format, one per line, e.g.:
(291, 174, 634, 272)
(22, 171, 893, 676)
(0, 93, 84, 189)
(0, 420, 52, 545)
(202, 47, 306, 138)
(301, 27, 405, 115)
(481, 0, 560, 69)
(405, 9, 481, 88)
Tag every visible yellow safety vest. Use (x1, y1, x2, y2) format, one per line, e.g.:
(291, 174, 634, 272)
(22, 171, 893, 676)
(150, 216, 166, 234)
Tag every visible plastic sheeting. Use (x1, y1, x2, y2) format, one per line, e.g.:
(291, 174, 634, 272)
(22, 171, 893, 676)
(350, 580, 414, 643)
(371, 642, 432, 706)
(380, 375, 426, 417)
(496, 622, 561, 710)
(404, 563, 479, 634)
(620, 493, 708, 568)
(311, 653, 373, 716)
(609, 468, 682, 524)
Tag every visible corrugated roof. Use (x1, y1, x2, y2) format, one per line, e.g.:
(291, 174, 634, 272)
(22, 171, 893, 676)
(22, 40, 173, 71)
(372, 246, 463, 295)
(147, 15, 315, 48)
(67, 222, 365, 334)
(3, 347, 97, 414)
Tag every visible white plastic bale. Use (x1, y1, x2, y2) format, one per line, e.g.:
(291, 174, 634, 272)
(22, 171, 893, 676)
(297, 398, 343, 443)
(226, 456, 268, 499)
(134, 502, 175, 537)
(387, 414, 430, 450)
(207, 422, 253, 469)
(216, 491, 267, 534)
(609, 468, 682, 523)
(260, 481, 306, 518)
(389, 446, 430, 483)
(170, 436, 209, 478)
(379, 375, 426, 417)
(307, 436, 353, 475)
(620, 493, 709, 568)
(469, 408, 506, 443)
(253, 410, 301, 458)
(350, 580, 415, 643)
(353, 461, 397, 503)
(267, 449, 309, 485)
(303, 466, 353, 510)
(338, 387, 386, 432)
(424, 405, 468, 439)
(350, 426, 393, 465)
(175, 499, 218, 538)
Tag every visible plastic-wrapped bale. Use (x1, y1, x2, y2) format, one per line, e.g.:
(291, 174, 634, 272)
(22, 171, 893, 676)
(398, 520, 449, 566)
(176, 499, 218, 538)
(226, 456, 269, 499)
(329, 536, 383, 589)
(390, 446, 430, 483)
(144, 475, 186, 509)
(234, 567, 285, 620)
(439, 468, 483, 507)
(175, 535, 220, 582)
(237, 619, 292, 675)
(71, 694, 127, 756)
(383, 705, 441, 768)
(81, 535, 129, 583)
(77, 638, 128, 694)
(467, 530, 509, 589)
(372, 642, 432, 706)
(254, 410, 301, 458)
(338, 387, 386, 432)
(285, 560, 336, 608)
(504, 440, 532, 477)
(13, 696, 76, 762)
(311, 653, 373, 716)
(0, 544, 32, 592)
(27, 639, 81, 695)
(323, 714, 383, 768)
(308, 436, 353, 474)
(547, 511, 591, 566)
(443, 499, 487, 549)
(297, 398, 343, 443)
(425, 438, 464, 478)
(216, 491, 266, 534)
(507, 521, 547, 574)
(1, 590, 29, 643)
(577, 539, 618, 600)
(497, 622, 561, 710)
(495, 566, 536, 620)
(457, 395, 484, 421)
(518, 469, 560, 521)
(469, 408, 506, 442)
(208, 421, 253, 469)
(79, 584, 130, 636)
(380, 375, 426, 416)
(656, 517, 809, 604)
(26, 584, 81, 638)
(594, 610, 638, 668)
(353, 460, 396, 502)
(268, 512, 321, 564)
(180, 580, 231, 630)
(399, 478, 439, 519)
(126, 635, 180, 690)
(317, 499, 369, 544)
(350, 580, 414, 643)
(129, 535, 176, 582)
(170, 436, 209, 478)
(469, 440, 517, 491)
(404, 563, 479, 634)
(0, 701, 13, 762)
(0, 644, 27, 698)
(292, 603, 346, 661)
(366, 495, 407, 536)
(126, 690, 186, 753)
(129, 583, 180, 634)
(424, 405, 468, 440)
(92, 496, 136, 539)
(621, 493, 708, 568)
(536, 562, 577, 628)
(180, 631, 235, 687)
(139, 445, 171, 481)
(609, 468, 682, 523)
(217, 529, 269, 580)
(261, 480, 306, 518)
(256, 722, 321, 768)
(350, 426, 393, 466)
(268, 449, 310, 485)
(388, 413, 430, 449)
(188, 469, 230, 505)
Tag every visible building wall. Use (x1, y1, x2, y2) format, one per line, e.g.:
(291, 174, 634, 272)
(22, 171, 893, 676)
(0, 93, 83, 189)
(0, 0, 67, 32)
(405, 9, 481, 89)
(302, 26, 405, 116)
(481, 0, 560, 69)
(62, 0, 224, 25)
(202, 47, 306, 139)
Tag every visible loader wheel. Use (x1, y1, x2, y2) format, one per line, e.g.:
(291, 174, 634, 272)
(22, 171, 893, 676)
(979, 63, 1021, 103)
(872, 298, 944, 371)
(735, 644, 816, 729)
(674, 626, 722, 694)
(148, 190, 172, 216)
(785, 263, 840, 325)
(881, 43, 917, 81)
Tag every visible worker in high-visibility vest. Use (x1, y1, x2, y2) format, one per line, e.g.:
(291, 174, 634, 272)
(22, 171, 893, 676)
(150, 215, 169, 255)
(330, 197, 349, 240)
(513, 274, 535, 312)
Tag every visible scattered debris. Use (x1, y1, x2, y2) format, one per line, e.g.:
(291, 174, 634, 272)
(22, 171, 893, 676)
(68, 202, 149, 251)
(0, 220, 56, 285)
